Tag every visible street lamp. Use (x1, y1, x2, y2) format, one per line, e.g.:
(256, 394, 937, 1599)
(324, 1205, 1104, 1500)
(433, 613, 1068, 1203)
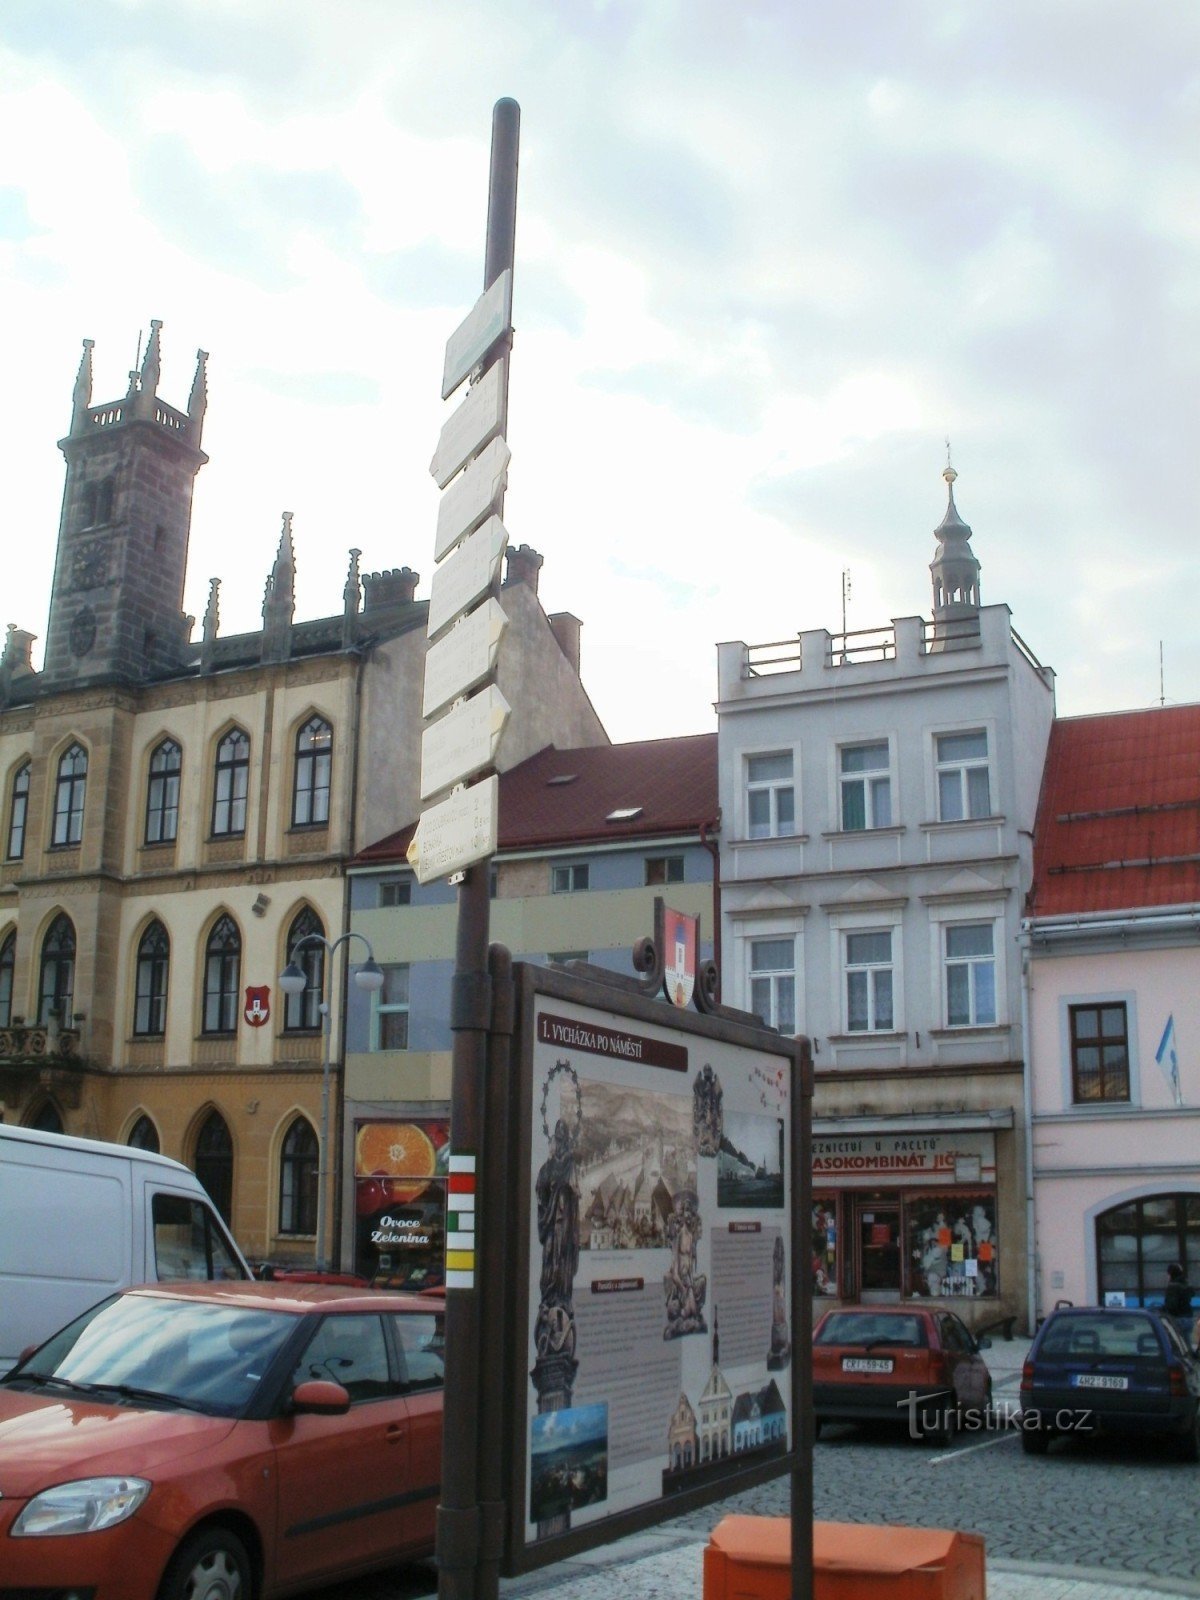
(279, 932, 384, 1271)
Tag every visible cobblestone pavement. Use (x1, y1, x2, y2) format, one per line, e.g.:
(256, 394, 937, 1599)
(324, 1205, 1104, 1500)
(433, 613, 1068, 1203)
(307, 1341, 1200, 1599)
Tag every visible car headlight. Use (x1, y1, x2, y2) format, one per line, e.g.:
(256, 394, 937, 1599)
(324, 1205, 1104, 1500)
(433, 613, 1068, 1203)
(12, 1476, 151, 1536)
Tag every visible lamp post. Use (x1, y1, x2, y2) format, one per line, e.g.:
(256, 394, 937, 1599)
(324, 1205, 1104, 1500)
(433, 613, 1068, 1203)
(279, 932, 384, 1271)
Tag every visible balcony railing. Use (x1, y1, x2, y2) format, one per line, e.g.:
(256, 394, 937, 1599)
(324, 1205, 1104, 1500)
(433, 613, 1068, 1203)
(0, 1020, 82, 1066)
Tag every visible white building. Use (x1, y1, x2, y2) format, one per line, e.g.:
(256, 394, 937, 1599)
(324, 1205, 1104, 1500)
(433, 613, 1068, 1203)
(715, 467, 1055, 1333)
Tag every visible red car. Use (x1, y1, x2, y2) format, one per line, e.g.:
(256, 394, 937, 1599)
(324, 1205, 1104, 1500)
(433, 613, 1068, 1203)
(0, 1281, 443, 1599)
(813, 1303, 992, 1445)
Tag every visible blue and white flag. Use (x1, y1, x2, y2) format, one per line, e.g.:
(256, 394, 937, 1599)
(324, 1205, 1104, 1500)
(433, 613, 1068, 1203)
(1155, 1014, 1183, 1106)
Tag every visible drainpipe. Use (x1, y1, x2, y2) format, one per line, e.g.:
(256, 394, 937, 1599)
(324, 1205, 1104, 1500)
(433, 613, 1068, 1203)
(700, 815, 721, 999)
(1019, 924, 1037, 1337)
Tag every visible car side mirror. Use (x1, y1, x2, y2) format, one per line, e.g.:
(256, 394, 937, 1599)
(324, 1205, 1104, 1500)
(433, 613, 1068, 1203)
(975, 1336, 992, 1351)
(291, 1378, 351, 1415)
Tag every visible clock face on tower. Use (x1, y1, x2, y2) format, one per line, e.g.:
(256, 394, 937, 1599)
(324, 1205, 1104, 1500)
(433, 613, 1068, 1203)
(70, 541, 109, 591)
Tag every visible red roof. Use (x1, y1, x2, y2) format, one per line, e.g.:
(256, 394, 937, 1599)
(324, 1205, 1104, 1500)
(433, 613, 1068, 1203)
(355, 733, 718, 865)
(1028, 705, 1200, 917)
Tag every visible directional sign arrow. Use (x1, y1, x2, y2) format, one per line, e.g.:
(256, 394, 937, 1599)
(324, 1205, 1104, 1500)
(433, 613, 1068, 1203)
(427, 515, 508, 642)
(430, 359, 506, 490)
(442, 269, 512, 401)
(422, 598, 508, 720)
(435, 435, 510, 563)
(420, 683, 511, 801)
(407, 775, 499, 885)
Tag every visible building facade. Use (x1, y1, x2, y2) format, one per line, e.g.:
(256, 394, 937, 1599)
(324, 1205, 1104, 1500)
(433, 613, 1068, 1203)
(715, 468, 1056, 1333)
(0, 324, 607, 1267)
(1024, 706, 1200, 1325)
(339, 734, 718, 1285)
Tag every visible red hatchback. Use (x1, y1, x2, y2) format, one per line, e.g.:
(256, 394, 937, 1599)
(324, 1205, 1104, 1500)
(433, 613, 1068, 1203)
(0, 1281, 443, 1599)
(813, 1304, 992, 1445)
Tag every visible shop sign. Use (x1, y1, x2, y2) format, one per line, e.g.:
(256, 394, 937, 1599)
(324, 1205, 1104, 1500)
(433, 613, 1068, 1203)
(812, 1130, 995, 1186)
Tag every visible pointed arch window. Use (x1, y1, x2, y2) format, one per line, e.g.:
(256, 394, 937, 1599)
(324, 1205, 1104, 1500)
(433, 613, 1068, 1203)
(293, 716, 333, 828)
(203, 915, 241, 1035)
(279, 1116, 319, 1235)
(284, 908, 325, 1032)
(134, 921, 170, 1037)
(7, 762, 30, 860)
(38, 914, 76, 1025)
(128, 1114, 160, 1153)
(0, 931, 14, 1027)
(211, 729, 249, 838)
(30, 1102, 64, 1134)
(145, 739, 182, 845)
(195, 1110, 233, 1224)
(52, 743, 87, 847)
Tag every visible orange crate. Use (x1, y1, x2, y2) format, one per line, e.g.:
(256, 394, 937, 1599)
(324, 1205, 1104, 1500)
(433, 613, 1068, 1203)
(703, 1516, 985, 1600)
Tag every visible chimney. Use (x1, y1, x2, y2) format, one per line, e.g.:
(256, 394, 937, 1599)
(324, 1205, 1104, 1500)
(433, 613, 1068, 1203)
(362, 567, 420, 612)
(3, 627, 37, 677)
(549, 612, 582, 674)
(504, 543, 543, 594)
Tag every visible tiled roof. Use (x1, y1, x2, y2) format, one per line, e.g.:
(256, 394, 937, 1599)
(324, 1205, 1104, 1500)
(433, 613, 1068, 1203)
(1028, 704, 1200, 917)
(355, 732, 718, 864)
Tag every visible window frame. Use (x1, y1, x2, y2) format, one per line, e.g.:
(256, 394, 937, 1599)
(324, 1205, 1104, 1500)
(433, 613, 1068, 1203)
(145, 738, 182, 846)
(0, 930, 14, 1027)
(748, 934, 796, 1034)
(133, 920, 170, 1037)
(1069, 1001, 1132, 1105)
(378, 878, 412, 909)
(844, 928, 895, 1033)
(373, 963, 410, 1050)
(745, 750, 796, 841)
(283, 909, 325, 1033)
(278, 1116, 319, 1236)
(6, 761, 30, 860)
(644, 855, 685, 886)
(943, 922, 997, 1028)
(934, 728, 992, 823)
(838, 740, 893, 832)
(52, 743, 87, 848)
(194, 1110, 234, 1225)
(211, 729, 250, 839)
(202, 914, 241, 1036)
(38, 913, 76, 1026)
(292, 715, 333, 829)
(551, 862, 590, 894)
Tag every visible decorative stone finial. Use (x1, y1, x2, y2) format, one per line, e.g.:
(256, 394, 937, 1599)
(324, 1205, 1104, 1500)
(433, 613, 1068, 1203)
(71, 338, 95, 432)
(188, 349, 209, 442)
(202, 577, 220, 644)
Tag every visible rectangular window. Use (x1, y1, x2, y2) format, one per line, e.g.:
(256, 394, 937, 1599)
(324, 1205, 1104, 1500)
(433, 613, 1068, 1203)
(374, 965, 410, 1050)
(747, 752, 795, 840)
(907, 1193, 998, 1298)
(551, 863, 590, 894)
(645, 855, 685, 886)
(749, 937, 795, 1033)
(379, 879, 412, 908)
(936, 730, 990, 821)
(945, 924, 996, 1026)
(1070, 1003, 1130, 1103)
(840, 743, 891, 831)
(845, 931, 894, 1032)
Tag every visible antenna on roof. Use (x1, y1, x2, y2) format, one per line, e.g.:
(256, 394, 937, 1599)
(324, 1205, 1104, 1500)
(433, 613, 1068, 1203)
(1160, 641, 1165, 708)
(841, 568, 851, 638)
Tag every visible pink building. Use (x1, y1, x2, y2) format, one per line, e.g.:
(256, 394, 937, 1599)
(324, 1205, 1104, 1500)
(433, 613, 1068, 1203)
(1023, 706, 1200, 1329)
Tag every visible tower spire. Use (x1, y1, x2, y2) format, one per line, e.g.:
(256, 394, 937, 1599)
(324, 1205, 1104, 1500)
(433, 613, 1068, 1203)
(70, 338, 94, 433)
(261, 513, 296, 663)
(928, 453, 981, 647)
(187, 349, 209, 443)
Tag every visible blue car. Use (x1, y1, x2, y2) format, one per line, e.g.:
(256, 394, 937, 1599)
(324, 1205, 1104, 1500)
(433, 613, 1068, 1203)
(1020, 1305, 1200, 1460)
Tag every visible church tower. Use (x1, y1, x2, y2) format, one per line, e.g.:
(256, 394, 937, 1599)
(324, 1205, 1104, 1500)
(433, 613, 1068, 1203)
(42, 323, 209, 686)
(928, 458, 982, 650)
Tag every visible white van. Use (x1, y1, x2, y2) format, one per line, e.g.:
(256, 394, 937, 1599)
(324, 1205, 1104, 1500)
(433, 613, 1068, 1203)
(0, 1123, 251, 1372)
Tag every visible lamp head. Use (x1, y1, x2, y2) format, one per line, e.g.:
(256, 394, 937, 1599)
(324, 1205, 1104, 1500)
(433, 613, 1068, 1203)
(278, 960, 308, 997)
(354, 957, 385, 993)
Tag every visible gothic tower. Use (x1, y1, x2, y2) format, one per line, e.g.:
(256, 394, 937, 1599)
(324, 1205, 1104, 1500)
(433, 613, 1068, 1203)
(42, 323, 209, 686)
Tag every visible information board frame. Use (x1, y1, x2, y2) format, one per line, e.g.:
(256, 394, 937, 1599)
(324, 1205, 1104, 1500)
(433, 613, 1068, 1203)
(498, 960, 812, 1581)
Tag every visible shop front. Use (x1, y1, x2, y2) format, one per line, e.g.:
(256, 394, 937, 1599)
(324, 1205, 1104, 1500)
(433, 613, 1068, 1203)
(811, 1120, 1012, 1329)
(349, 1115, 450, 1290)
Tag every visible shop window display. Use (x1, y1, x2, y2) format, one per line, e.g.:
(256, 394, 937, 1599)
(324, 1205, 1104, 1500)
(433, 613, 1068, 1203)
(812, 1198, 838, 1297)
(907, 1193, 997, 1298)
(353, 1118, 450, 1291)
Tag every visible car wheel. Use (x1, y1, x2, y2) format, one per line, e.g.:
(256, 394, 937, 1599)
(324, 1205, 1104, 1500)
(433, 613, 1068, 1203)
(924, 1402, 958, 1449)
(1021, 1424, 1050, 1455)
(158, 1527, 252, 1600)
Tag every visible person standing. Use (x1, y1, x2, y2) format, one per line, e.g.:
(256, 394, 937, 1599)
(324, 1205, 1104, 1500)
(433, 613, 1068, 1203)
(1163, 1263, 1195, 1342)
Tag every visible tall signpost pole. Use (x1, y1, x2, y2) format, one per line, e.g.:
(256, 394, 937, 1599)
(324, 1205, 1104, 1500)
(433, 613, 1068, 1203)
(431, 98, 520, 1600)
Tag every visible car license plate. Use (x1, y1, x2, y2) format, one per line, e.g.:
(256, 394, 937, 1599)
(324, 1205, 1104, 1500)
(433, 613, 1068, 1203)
(843, 1357, 893, 1373)
(1072, 1374, 1129, 1389)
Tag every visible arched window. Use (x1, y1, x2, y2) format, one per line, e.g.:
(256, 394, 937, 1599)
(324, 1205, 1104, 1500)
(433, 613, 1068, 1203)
(6, 762, 29, 860)
(38, 914, 76, 1025)
(52, 743, 87, 847)
(279, 1116, 319, 1234)
(195, 1110, 233, 1224)
(284, 908, 325, 1032)
(128, 1114, 160, 1153)
(293, 716, 333, 828)
(145, 739, 182, 845)
(1097, 1193, 1200, 1307)
(0, 931, 14, 1027)
(211, 729, 249, 838)
(30, 1101, 64, 1134)
(202, 915, 241, 1035)
(134, 921, 170, 1036)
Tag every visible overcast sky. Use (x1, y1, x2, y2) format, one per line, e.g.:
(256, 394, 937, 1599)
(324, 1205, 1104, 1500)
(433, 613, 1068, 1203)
(2, 2, 1197, 743)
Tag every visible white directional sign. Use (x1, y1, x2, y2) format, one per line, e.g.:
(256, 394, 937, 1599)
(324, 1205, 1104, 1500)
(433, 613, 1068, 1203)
(420, 683, 511, 801)
(442, 268, 513, 400)
(434, 436, 510, 562)
(406, 774, 499, 884)
(430, 359, 506, 489)
(422, 598, 508, 719)
(427, 516, 508, 641)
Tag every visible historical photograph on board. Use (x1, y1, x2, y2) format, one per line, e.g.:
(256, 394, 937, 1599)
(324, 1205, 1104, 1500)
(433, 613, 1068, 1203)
(717, 1112, 785, 1209)
(577, 1078, 697, 1250)
(529, 1403, 609, 1522)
